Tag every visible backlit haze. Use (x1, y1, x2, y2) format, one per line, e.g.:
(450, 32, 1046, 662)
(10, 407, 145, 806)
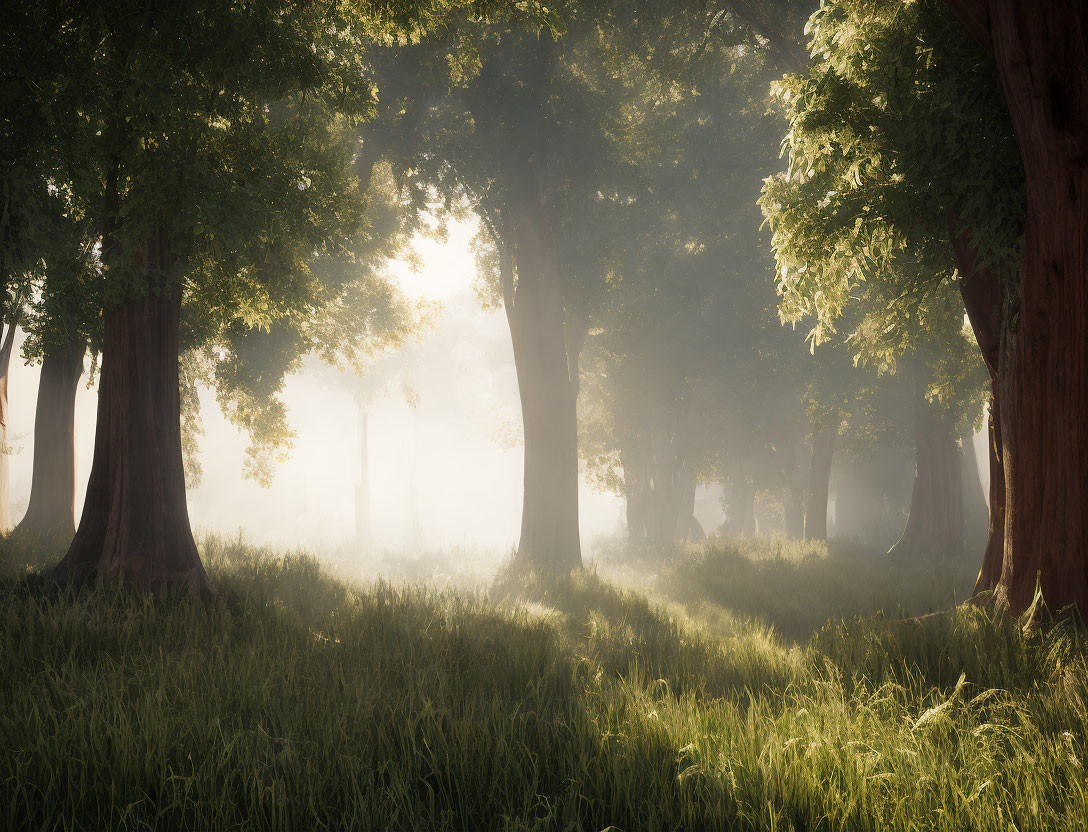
(7, 217, 728, 565)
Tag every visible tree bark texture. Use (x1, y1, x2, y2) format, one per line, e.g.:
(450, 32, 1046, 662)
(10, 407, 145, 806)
(946, 0, 1088, 616)
(804, 423, 836, 541)
(51, 231, 215, 595)
(504, 185, 582, 572)
(17, 338, 85, 539)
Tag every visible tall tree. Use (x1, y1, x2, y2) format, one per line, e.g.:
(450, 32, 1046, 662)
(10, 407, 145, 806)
(367, 4, 629, 571)
(10, 0, 445, 592)
(760, 0, 1005, 564)
(942, 0, 1088, 616)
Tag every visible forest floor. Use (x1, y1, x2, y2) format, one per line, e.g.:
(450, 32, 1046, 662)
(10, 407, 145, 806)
(2, 533, 1086, 831)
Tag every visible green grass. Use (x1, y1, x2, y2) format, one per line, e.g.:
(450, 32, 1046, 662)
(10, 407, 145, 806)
(1, 533, 1086, 830)
(628, 535, 979, 642)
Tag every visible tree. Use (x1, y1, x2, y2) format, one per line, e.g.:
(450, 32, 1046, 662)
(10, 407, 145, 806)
(760, 0, 1005, 562)
(941, 1, 1088, 617)
(11, 0, 444, 593)
(567, 2, 813, 547)
(367, 4, 631, 571)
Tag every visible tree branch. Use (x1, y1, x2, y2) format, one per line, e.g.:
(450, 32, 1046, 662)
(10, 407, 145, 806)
(948, 213, 1001, 378)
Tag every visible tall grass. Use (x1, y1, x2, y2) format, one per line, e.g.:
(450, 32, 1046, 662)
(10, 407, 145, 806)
(600, 535, 978, 642)
(1, 534, 1085, 830)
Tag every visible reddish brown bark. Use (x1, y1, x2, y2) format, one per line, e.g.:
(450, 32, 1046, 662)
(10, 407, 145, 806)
(975, 395, 1005, 594)
(50, 231, 215, 595)
(946, 0, 1088, 616)
(804, 423, 836, 541)
(503, 183, 582, 572)
(951, 219, 1005, 592)
(887, 388, 964, 561)
(17, 338, 85, 540)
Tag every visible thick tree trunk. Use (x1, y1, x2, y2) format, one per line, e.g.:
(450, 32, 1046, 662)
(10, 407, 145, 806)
(804, 423, 836, 541)
(504, 188, 581, 572)
(887, 389, 964, 560)
(0, 318, 18, 532)
(17, 338, 85, 539)
(354, 401, 370, 547)
(947, 0, 1088, 616)
(50, 231, 215, 595)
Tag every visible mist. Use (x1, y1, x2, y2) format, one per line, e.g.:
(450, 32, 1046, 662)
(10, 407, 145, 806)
(5, 1, 1083, 829)
(6, 218, 655, 560)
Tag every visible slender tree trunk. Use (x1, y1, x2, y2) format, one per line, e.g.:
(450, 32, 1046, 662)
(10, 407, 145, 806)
(644, 431, 685, 545)
(805, 424, 836, 540)
(17, 338, 85, 539)
(946, 0, 1088, 617)
(887, 389, 964, 560)
(354, 400, 370, 547)
(975, 392, 1006, 594)
(504, 187, 581, 572)
(0, 317, 18, 532)
(50, 231, 214, 595)
(782, 438, 806, 538)
(673, 464, 701, 541)
(951, 217, 1006, 596)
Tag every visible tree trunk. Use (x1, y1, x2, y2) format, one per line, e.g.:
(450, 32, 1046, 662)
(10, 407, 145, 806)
(782, 437, 807, 538)
(354, 400, 370, 547)
(951, 218, 1006, 595)
(947, 0, 1088, 616)
(975, 392, 1005, 594)
(17, 338, 85, 540)
(0, 317, 18, 532)
(50, 231, 215, 595)
(673, 464, 699, 541)
(804, 423, 836, 540)
(504, 187, 581, 572)
(887, 389, 964, 560)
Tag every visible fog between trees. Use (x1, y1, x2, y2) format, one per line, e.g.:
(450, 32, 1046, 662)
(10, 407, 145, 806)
(7, 1, 1088, 829)
(3, 0, 1082, 615)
